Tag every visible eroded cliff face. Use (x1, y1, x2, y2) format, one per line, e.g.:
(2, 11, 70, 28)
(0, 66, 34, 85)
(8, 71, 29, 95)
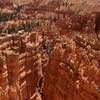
(0, 30, 100, 100)
(0, 0, 100, 100)
(43, 34, 100, 100)
(0, 32, 43, 100)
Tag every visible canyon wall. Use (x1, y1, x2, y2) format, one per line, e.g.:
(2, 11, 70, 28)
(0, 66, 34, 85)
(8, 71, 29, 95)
(43, 35, 100, 100)
(0, 1, 100, 100)
(0, 32, 43, 100)
(0, 30, 100, 100)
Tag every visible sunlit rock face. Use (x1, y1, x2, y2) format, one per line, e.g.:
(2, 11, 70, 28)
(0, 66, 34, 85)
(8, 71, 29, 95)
(0, 32, 43, 100)
(0, 27, 100, 100)
(43, 34, 100, 100)
(0, 31, 99, 100)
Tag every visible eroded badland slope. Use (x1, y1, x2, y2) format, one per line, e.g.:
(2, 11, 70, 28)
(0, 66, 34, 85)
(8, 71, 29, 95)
(0, 0, 100, 100)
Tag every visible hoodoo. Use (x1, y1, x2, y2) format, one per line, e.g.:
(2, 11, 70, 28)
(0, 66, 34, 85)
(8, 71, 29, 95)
(0, 0, 100, 100)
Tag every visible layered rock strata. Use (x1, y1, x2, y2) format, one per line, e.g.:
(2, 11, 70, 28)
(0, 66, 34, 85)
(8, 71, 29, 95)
(0, 32, 43, 100)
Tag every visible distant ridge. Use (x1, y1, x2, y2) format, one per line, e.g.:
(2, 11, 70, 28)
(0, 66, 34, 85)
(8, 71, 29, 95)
(6, 0, 100, 13)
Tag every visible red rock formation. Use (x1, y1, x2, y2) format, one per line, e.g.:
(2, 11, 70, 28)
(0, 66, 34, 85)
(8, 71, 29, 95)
(43, 35, 100, 100)
(0, 1, 100, 100)
(0, 30, 100, 100)
(5, 51, 19, 100)
(0, 32, 43, 100)
(0, 55, 9, 100)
